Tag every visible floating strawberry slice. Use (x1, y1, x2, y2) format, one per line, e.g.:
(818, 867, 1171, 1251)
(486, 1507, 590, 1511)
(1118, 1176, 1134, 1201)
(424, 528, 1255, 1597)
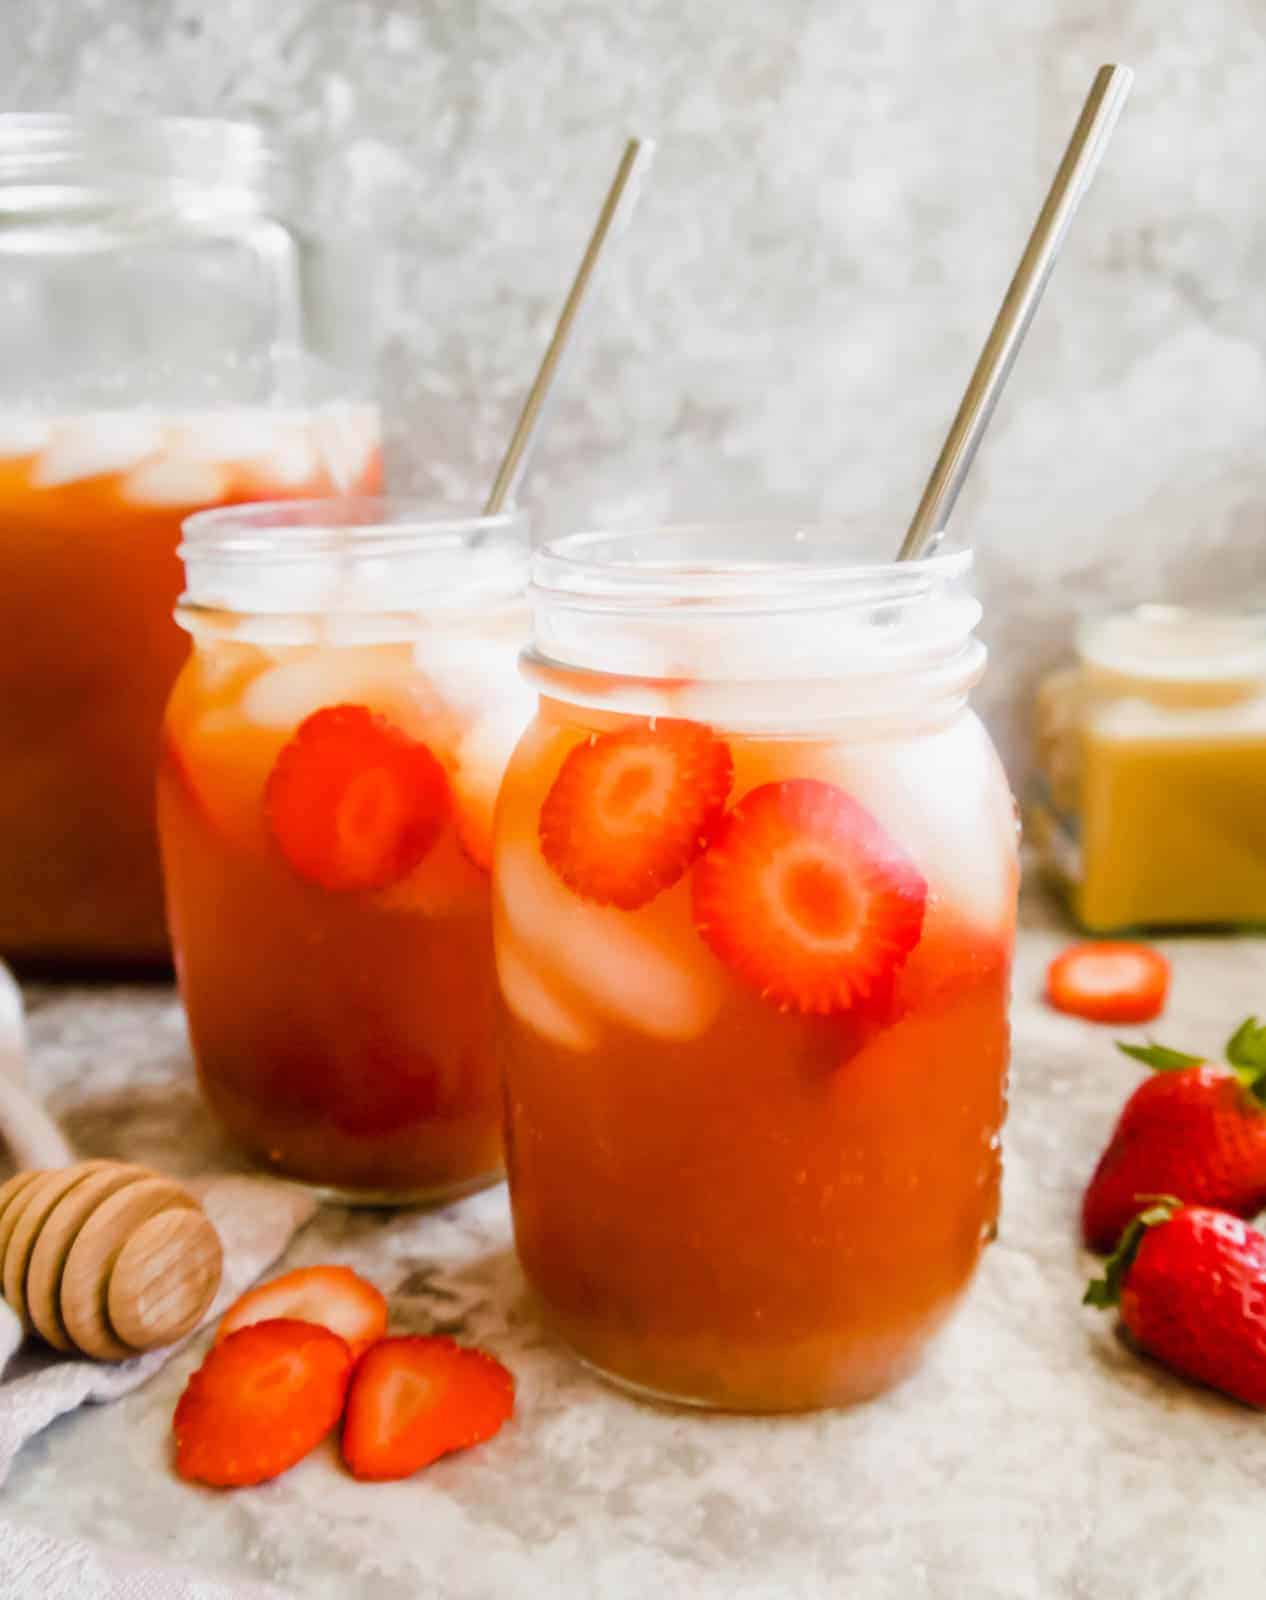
(174, 1319, 353, 1488)
(692, 778, 927, 1016)
(341, 1335, 515, 1481)
(538, 719, 733, 910)
(1046, 941, 1169, 1024)
(265, 704, 450, 892)
(216, 1265, 388, 1359)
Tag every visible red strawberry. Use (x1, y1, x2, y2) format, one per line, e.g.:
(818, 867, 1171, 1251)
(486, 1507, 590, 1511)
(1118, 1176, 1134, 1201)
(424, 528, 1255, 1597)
(266, 704, 450, 892)
(539, 719, 733, 909)
(1046, 941, 1169, 1024)
(1082, 1018, 1266, 1252)
(174, 1319, 353, 1488)
(216, 1266, 388, 1359)
(341, 1335, 514, 1481)
(1085, 1200, 1266, 1408)
(691, 778, 927, 1016)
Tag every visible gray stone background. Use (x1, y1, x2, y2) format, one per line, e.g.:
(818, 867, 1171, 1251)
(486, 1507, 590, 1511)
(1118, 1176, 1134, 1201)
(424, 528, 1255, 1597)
(5, 0, 1266, 785)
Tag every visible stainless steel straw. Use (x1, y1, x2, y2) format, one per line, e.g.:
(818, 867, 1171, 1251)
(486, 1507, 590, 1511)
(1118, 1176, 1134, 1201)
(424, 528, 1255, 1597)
(897, 64, 1133, 562)
(483, 137, 656, 516)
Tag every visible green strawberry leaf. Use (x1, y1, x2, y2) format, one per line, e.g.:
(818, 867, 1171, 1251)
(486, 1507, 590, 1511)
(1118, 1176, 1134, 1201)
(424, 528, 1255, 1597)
(1223, 1018, 1266, 1104)
(1225, 1017, 1266, 1078)
(1084, 1198, 1182, 1309)
(1116, 1041, 1203, 1072)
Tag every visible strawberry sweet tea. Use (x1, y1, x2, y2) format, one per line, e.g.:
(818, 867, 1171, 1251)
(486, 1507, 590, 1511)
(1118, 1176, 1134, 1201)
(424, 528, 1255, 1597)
(0, 409, 382, 966)
(159, 500, 532, 1200)
(493, 525, 1019, 1411)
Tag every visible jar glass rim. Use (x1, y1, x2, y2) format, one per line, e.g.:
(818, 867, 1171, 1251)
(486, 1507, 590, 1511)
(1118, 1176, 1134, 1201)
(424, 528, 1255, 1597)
(182, 496, 527, 558)
(0, 112, 285, 195)
(532, 522, 973, 614)
(178, 498, 531, 623)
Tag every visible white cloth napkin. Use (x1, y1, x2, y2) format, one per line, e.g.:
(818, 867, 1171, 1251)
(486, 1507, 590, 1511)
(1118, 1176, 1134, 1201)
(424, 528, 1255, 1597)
(0, 1519, 295, 1600)
(0, 1173, 318, 1598)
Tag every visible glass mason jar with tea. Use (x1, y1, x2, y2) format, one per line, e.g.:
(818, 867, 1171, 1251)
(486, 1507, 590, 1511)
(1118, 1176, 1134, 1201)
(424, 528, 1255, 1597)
(160, 500, 532, 1202)
(492, 525, 1018, 1411)
(0, 114, 382, 966)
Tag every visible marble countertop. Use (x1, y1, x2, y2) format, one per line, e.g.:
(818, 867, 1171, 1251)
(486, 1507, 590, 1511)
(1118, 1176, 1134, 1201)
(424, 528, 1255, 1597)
(3, 895, 1265, 1599)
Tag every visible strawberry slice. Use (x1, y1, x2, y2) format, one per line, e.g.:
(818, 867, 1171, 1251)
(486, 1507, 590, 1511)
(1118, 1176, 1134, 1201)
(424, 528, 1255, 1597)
(174, 1319, 352, 1488)
(1046, 941, 1169, 1024)
(539, 719, 733, 909)
(341, 1335, 515, 1481)
(691, 778, 927, 1016)
(265, 704, 450, 892)
(216, 1265, 388, 1359)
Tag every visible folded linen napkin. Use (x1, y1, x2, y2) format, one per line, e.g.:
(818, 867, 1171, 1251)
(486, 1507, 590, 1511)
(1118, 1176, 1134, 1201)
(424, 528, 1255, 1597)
(0, 1173, 317, 1480)
(0, 1172, 318, 1599)
(0, 1517, 295, 1600)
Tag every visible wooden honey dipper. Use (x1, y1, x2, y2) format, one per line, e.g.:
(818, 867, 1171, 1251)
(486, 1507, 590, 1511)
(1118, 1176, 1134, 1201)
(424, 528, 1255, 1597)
(0, 1160, 222, 1360)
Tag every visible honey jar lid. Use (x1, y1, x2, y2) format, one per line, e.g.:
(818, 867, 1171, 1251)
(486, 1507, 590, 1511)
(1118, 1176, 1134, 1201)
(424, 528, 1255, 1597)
(1078, 606, 1266, 690)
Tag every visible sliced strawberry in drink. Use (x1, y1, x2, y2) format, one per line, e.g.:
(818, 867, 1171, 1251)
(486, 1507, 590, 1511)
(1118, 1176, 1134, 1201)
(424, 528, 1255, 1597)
(1046, 941, 1169, 1024)
(538, 719, 733, 910)
(173, 1318, 353, 1488)
(329, 1041, 446, 1138)
(265, 704, 450, 892)
(692, 778, 928, 1016)
(216, 1266, 388, 1359)
(341, 1335, 514, 1481)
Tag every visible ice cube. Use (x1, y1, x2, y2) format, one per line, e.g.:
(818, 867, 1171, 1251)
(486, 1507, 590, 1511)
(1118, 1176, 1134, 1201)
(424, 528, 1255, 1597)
(452, 701, 534, 868)
(496, 839, 724, 1042)
(240, 649, 458, 752)
(262, 424, 320, 487)
(31, 415, 164, 487)
(168, 409, 294, 463)
(416, 634, 529, 720)
(495, 933, 599, 1053)
(819, 714, 1018, 934)
(0, 415, 51, 459)
(121, 454, 233, 507)
(314, 405, 381, 491)
(375, 829, 486, 919)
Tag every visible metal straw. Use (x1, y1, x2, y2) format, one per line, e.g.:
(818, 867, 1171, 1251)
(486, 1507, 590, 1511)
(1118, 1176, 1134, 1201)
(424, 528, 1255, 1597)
(897, 64, 1133, 562)
(483, 137, 656, 516)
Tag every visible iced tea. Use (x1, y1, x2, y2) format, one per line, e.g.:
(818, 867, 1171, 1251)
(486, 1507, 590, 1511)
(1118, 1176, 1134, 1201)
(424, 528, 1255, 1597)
(160, 503, 530, 1199)
(0, 407, 381, 964)
(493, 530, 1017, 1410)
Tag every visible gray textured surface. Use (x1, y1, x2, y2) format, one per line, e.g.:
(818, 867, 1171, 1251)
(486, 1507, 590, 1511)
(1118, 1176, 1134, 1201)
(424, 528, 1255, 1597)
(5, 1, 1266, 786)
(3, 898, 1266, 1599)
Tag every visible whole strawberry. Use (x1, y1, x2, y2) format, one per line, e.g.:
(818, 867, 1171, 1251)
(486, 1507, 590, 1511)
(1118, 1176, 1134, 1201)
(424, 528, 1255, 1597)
(1085, 1200, 1266, 1408)
(1081, 1017, 1266, 1253)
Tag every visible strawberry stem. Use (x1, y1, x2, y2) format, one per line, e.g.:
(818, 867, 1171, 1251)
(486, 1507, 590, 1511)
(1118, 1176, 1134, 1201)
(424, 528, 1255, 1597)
(1083, 1197, 1182, 1309)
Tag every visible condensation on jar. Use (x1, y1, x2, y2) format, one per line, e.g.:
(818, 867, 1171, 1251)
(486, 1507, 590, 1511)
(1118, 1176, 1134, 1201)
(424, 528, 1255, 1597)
(492, 523, 1019, 1412)
(160, 500, 532, 1203)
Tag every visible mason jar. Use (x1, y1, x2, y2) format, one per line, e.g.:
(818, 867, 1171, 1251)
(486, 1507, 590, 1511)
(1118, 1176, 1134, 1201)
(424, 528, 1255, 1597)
(159, 500, 532, 1202)
(0, 114, 383, 967)
(492, 525, 1018, 1411)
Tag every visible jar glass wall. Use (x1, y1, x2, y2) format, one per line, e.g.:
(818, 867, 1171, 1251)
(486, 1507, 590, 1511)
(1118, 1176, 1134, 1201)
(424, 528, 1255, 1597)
(493, 525, 1018, 1411)
(0, 114, 382, 966)
(160, 499, 531, 1203)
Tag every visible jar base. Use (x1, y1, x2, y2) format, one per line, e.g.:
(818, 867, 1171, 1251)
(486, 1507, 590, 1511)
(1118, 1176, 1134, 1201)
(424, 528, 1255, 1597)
(252, 1165, 505, 1211)
(556, 1325, 929, 1415)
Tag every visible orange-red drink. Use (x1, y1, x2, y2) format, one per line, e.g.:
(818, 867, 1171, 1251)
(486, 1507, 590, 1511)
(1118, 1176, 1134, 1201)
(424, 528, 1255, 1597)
(159, 502, 531, 1201)
(493, 528, 1018, 1410)
(0, 409, 381, 965)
